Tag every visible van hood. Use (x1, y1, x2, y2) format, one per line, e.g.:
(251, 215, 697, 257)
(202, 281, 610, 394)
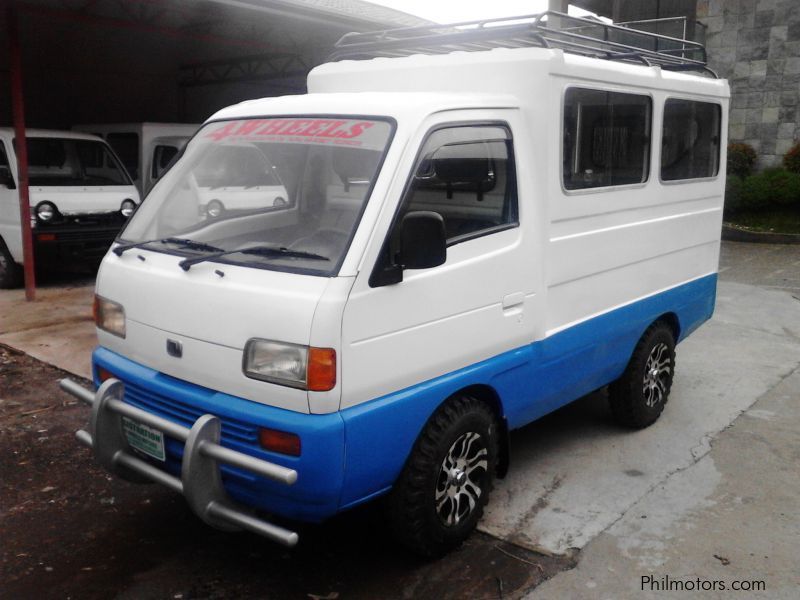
(30, 185, 139, 215)
(95, 248, 335, 413)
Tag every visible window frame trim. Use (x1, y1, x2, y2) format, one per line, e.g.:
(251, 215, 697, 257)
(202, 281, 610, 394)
(369, 119, 520, 288)
(559, 83, 655, 196)
(658, 96, 724, 186)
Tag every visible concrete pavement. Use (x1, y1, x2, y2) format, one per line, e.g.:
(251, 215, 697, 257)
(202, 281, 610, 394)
(530, 366, 800, 599)
(0, 283, 94, 379)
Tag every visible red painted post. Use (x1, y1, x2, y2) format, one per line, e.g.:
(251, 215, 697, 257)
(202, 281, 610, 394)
(7, 2, 35, 300)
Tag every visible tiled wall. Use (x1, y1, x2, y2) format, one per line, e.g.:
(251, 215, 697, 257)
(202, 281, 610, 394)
(699, 0, 800, 167)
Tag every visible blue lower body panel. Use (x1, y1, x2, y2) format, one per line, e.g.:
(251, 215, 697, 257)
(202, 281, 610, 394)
(93, 274, 717, 522)
(337, 273, 717, 507)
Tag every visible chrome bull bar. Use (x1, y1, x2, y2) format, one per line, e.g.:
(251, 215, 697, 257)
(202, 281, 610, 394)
(62, 377, 299, 547)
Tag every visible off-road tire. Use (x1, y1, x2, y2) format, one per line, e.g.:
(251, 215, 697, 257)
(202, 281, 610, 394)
(0, 238, 23, 289)
(609, 321, 676, 429)
(387, 394, 499, 558)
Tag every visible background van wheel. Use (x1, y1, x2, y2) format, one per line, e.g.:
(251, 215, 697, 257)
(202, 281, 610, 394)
(609, 321, 676, 429)
(387, 394, 498, 558)
(0, 239, 23, 289)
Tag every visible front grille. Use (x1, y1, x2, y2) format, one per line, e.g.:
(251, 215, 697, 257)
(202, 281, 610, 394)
(41, 212, 126, 228)
(43, 228, 118, 243)
(122, 381, 259, 446)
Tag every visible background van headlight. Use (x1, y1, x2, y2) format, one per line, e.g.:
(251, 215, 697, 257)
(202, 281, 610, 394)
(93, 295, 126, 338)
(36, 201, 57, 222)
(243, 339, 336, 391)
(206, 199, 224, 218)
(120, 199, 136, 218)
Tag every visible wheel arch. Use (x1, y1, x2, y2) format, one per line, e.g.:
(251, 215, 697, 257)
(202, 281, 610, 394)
(655, 312, 681, 342)
(442, 383, 510, 479)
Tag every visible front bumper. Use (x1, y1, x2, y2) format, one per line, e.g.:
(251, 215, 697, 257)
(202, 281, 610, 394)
(66, 347, 346, 544)
(34, 213, 127, 262)
(62, 377, 300, 546)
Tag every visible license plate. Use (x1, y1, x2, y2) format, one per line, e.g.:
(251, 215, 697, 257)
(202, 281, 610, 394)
(122, 417, 165, 462)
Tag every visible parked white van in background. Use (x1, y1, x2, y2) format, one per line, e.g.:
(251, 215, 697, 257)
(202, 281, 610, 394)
(73, 123, 199, 197)
(0, 129, 140, 287)
(63, 13, 729, 557)
(193, 143, 290, 220)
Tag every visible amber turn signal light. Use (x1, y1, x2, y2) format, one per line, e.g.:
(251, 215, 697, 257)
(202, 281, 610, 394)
(259, 428, 301, 457)
(307, 347, 336, 392)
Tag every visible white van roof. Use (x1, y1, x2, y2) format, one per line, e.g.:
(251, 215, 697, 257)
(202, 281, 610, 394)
(309, 47, 729, 100)
(207, 90, 520, 124)
(210, 45, 729, 126)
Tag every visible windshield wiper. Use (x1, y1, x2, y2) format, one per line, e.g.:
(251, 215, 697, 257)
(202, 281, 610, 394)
(113, 237, 222, 257)
(179, 245, 329, 271)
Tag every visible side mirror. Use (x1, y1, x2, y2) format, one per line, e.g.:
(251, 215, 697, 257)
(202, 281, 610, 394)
(0, 168, 16, 189)
(369, 210, 447, 288)
(399, 211, 446, 270)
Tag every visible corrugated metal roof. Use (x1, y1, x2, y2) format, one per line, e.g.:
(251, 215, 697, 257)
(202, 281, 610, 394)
(228, 0, 432, 28)
(291, 0, 431, 27)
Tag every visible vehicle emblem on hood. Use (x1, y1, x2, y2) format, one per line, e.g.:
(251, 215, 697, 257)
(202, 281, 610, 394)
(166, 339, 183, 358)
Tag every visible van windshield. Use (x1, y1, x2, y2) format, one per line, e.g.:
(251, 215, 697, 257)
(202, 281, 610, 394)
(22, 138, 131, 186)
(119, 117, 393, 276)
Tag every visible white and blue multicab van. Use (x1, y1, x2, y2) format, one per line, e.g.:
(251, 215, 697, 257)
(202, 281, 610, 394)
(64, 13, 729, 556)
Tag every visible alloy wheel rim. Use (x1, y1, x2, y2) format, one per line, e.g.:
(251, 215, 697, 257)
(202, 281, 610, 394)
(435, 431, 488, 527)
(643, 342, 671, 408)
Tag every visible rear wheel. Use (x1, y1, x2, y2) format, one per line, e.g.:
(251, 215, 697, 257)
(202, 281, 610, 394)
(608, 322, 676, 429)
(387, 394, 498, 558)
(0, 239, 22, 289)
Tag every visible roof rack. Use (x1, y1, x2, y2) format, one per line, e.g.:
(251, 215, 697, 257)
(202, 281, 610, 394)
(330, 11, 717, 78)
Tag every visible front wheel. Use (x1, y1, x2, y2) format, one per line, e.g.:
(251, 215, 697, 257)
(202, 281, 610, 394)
(387, 394, 498, 558)
(608, 321, 676, 429)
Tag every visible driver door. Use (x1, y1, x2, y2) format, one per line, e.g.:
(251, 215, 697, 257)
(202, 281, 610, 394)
(340, 110, 539, 411)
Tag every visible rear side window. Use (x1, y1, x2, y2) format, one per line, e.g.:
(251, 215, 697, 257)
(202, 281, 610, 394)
(563, 88, 652, 190)
(661, 99, 721, 181)
(152, 144, 179, 179)
(398, 124, 518, 244)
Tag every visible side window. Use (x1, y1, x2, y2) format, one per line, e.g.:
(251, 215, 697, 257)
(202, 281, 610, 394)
(397, 124, 517, 245)
(107, 132, 140, 180)
(563, 88, 652, 190)
(152, 145, 179, 179)
(661, 99, 721, 181)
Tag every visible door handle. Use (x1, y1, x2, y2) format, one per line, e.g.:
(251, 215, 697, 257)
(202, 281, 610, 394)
(502, 292, 525, 311)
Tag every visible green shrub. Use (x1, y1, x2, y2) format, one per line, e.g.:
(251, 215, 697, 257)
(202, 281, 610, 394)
(724, 175, 744, 214)
(729, 168, 800, 213)
(727, 142, 757, 177)
(783, 142, 800, 174)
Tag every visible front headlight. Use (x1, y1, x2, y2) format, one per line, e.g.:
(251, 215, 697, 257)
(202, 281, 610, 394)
(120, 199, 136, 218)
(93, 295, 126, 338)
(36, 201, 57, 222)
(243, 339, 335, 391)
